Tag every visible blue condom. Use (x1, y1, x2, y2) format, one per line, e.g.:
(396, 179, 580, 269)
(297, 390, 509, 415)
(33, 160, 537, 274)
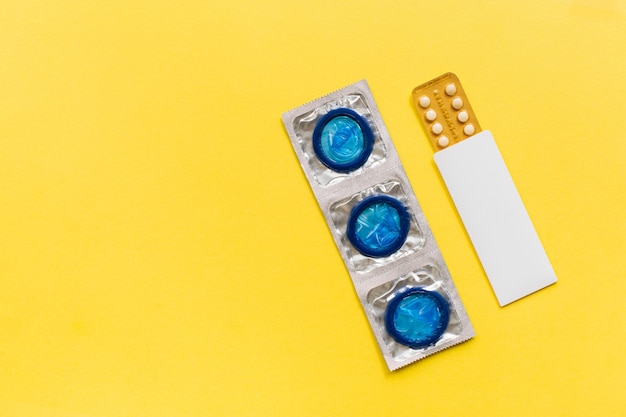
(312, 108, 374, 172)
(384, 288, 450, 349)
(346, 195, 410, 258)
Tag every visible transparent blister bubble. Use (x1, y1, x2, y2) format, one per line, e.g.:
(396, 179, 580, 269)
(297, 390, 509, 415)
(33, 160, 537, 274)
(292, 94, 387, 186)
(330, 179, 425, 274)
(366, 265, 464, 362)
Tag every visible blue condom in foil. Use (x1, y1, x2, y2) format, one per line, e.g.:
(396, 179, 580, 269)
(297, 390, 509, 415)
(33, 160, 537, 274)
(312, 108, 374, 172)
(346, 195, 410, 258)
(384, 288, 450, 349)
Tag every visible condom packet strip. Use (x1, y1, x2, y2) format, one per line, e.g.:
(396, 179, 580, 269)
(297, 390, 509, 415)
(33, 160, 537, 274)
(282, 80, 474, 371)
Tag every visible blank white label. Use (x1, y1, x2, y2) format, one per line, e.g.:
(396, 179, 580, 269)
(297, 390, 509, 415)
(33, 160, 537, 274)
(434, 130, 557, 306)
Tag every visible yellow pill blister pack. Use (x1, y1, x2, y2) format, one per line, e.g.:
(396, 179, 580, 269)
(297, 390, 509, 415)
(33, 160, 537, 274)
(412, 73, 557, 306)
(412, 72, 482, 150)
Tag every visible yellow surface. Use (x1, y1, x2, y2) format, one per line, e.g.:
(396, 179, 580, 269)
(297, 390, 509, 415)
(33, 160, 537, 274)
(1, 1, 625, 416)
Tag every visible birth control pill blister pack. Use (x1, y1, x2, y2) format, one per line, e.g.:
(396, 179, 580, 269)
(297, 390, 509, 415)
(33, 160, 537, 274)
(282, 80, 474, 371)
(413, 73, 482, 150)
(412, 73, 557, 306)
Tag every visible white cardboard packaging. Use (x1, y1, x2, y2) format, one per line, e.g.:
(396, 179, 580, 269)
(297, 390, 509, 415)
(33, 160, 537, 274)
(434, 130, 557, 306)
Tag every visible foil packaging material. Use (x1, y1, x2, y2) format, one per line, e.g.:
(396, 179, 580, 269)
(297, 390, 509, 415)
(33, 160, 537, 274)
(282, 80, 474, 371)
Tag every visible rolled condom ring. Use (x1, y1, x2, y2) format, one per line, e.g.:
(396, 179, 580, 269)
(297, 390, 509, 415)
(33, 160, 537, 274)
(346, 195, 410, 258)
(384, 287, 450, 349)
(312, 108, 374, 172)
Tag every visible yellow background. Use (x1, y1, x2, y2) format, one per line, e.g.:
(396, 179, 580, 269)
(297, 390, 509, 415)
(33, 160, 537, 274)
(1, 1, 625, 416)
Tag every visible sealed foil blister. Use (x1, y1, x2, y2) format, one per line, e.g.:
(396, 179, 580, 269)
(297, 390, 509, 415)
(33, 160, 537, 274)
(282, 80, 474, 371)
